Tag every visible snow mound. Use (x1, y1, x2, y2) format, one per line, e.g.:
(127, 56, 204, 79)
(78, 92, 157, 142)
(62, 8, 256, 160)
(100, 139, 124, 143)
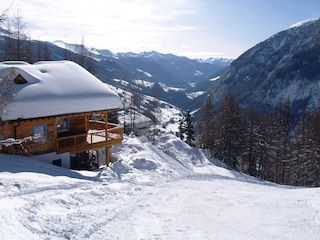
(133, 158, 157, 170)
(110, 160, 130, 178)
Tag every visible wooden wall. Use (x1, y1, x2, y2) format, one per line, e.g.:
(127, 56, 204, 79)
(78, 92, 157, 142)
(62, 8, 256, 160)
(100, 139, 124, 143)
(69, 116, 86, 133)
(1, 117, 56, 155)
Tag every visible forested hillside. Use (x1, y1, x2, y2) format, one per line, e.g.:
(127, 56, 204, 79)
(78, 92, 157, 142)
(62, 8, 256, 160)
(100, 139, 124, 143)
(196, 93, 320, 186)
(193, 19, 320, 186)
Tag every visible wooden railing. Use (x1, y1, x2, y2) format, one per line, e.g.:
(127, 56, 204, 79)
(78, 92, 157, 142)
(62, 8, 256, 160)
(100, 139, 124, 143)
(56, 122, 123, 153)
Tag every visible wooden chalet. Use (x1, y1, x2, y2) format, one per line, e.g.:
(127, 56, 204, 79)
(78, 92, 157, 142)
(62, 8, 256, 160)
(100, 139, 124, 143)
(0, 61, 123, 170)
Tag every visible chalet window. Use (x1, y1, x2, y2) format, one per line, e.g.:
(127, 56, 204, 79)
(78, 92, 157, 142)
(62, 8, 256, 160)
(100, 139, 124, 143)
(33, 124, 47, 142)
(52, 159, 62, 167)
(57, 118, 69, 133)
(14, 74, 28, 84)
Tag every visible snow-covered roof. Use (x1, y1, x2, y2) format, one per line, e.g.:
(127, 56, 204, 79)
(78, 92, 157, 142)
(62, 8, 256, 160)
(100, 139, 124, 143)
(0, 60, 123, 121)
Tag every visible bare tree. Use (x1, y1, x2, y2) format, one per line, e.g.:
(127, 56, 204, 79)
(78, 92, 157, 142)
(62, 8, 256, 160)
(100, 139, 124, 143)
(34, 40, 51, 62)
(150, 96, 161, 143)
(78, 35, 95, 74)
(1, 8, 15, 111)
(11, 9, 26, 60)
(128, 83, 141, 134)
(0, 68, 16, 122)
(0, 7, 8, 23)
(4, 8, 29, 61)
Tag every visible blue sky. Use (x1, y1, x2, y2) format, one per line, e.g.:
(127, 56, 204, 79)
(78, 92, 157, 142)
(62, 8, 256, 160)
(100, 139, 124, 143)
(2, 0, 320, 59)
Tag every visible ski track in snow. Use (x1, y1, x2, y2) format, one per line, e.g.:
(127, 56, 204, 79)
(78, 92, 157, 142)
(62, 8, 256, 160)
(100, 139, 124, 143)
(1, 171, 320, 240)
(1, 135, 320, 240)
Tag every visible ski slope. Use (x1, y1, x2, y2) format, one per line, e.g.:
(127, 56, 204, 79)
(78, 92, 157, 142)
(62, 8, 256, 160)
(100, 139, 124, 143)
(0, 134, 320, 239)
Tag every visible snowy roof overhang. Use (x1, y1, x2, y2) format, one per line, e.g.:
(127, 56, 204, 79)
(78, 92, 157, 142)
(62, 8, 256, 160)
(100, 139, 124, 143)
(0, 61, 123, 121)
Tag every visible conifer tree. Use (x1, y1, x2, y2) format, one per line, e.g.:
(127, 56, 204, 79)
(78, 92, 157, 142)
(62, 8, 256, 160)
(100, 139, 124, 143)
(178, 110, 195, 147)
(213, 93, 243, 170)
(178, 118, 185, 141)
(259, 111, 279, 182)
(185, 110, 195, 147)
(276, 100, 292, 184)
(242, 105, 261, 176)
(302, 108, 320, 186)
(196, 94, 215, 150)
(291, 110, 313, 186)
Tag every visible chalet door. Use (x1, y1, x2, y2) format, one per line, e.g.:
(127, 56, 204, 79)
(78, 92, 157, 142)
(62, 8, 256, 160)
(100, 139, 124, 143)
(70, 152, 89, 170)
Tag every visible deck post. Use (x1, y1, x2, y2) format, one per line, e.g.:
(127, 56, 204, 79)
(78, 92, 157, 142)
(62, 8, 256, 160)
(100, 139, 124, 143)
(106, 146, 110, 166)
(97, 150, 100, 166)
(85, 114, 90, 131)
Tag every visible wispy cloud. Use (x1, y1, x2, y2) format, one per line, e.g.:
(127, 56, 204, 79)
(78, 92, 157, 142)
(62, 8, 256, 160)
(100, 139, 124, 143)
(7, 0, 198, 53)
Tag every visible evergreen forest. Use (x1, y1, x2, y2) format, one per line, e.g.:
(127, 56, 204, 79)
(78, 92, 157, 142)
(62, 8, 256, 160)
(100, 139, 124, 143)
(196, 93, 320, 187)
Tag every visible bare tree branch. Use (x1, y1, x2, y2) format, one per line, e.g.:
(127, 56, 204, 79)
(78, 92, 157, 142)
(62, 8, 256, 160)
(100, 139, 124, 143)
(0, 6, 10, 23)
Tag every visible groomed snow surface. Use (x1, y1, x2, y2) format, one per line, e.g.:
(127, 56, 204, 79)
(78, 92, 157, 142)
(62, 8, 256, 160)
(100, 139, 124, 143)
(1, 134, 320, 240)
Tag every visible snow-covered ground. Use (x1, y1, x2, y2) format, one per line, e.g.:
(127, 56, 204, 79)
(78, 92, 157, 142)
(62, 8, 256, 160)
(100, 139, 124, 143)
(1, 133, 320, 240)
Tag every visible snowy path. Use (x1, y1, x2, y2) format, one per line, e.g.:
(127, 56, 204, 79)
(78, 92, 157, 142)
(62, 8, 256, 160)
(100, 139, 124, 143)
(1, 135, 320, 239)
(2, 173, 319, 240)
(94, 178, 320, 240)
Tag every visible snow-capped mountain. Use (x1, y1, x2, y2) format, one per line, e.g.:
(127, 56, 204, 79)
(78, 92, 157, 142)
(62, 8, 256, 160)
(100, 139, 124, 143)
(196, 57, 233, 66)
(49, 40, 231, 111)
(208, 18, 320, 116)
(51, 41, 231, 88)
(96, 49, 231, 88)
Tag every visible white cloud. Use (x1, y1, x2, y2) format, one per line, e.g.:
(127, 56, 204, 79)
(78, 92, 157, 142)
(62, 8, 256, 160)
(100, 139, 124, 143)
(4, 0, 320, 59)
(6, 0, 199, 55)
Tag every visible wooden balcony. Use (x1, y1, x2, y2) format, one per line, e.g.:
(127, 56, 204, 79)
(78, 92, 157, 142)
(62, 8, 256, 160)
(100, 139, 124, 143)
(56, 122, 123, 154)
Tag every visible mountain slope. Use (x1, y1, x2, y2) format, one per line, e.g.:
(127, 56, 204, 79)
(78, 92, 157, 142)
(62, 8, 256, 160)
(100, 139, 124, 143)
(208, 18, 320, 115)
(98, 50, 231, 88)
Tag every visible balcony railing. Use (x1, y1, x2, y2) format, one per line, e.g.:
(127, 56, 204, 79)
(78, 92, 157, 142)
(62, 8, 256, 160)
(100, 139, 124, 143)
(56, 122, 123, 153)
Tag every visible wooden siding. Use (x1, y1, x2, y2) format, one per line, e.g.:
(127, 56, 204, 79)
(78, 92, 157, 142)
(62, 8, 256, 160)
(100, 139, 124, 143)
(1, 111, 123, 160)
(69, 116, 86, 133)
(0, 118, 56, 155)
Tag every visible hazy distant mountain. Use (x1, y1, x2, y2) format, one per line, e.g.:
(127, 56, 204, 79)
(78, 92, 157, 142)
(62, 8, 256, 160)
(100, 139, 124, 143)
(207, 18, 320, 116)
(86, 47, 230, 110)
(94, 49, 231, 88)
(51, 41, 231, 110)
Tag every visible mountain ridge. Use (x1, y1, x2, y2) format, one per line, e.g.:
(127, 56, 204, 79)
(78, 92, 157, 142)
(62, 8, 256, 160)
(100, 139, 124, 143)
(207, 18, 320, 116)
